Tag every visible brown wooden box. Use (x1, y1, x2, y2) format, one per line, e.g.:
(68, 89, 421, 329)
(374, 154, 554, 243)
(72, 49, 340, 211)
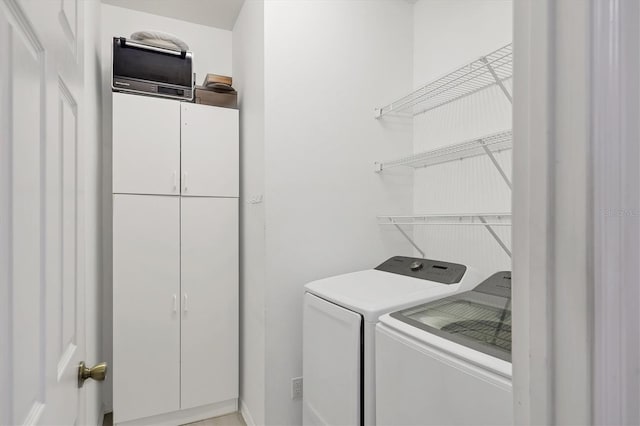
(194, 86, 237, 109)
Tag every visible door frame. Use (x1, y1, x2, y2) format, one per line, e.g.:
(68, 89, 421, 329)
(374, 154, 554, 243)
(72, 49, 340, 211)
(513, 0, 592, 423)
(0, 7, 11, 421)
(591, 0, 640, 424)
(512, 0, 592, 423)
(513, 0, 640, 423)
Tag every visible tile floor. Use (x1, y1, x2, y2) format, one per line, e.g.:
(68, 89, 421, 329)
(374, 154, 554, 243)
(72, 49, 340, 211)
(103, 411, 246, 426)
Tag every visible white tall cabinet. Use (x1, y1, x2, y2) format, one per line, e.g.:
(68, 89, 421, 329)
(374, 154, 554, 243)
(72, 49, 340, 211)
(112, 92, 239, 425)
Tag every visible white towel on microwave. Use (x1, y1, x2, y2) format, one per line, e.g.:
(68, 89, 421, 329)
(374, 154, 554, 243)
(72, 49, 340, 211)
(130, 30, 189, 51)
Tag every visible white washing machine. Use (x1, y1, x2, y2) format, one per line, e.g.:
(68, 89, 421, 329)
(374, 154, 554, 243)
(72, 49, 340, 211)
(375, 271, 513, 426)
(303, 256, 482, 426)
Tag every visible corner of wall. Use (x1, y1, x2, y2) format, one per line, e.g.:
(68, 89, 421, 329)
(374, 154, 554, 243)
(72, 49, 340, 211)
(233, 1, 266, 425)
(240, 398, 257, 426)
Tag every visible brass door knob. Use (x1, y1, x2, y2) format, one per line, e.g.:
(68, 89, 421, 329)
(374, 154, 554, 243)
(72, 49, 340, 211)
(78, 362, 108, 388)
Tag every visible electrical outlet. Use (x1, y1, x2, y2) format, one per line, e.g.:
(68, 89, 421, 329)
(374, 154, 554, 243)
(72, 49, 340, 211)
(291, 377, 303, 400)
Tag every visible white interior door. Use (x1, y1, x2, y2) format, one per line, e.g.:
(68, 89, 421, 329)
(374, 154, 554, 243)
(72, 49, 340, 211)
(0, 0, 91, 424)
(180, 197, 239, 409)
(180, 104, 239, 197)
(112, 92, 181, 195)
(112, 195, 181, 423)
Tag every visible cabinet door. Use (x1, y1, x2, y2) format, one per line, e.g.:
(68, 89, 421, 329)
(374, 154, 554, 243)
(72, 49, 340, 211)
(113, 195, 181, 422)
(113, 92, 180, 195)
(181, 104, 239, 197)
(180, 197, 239, 409)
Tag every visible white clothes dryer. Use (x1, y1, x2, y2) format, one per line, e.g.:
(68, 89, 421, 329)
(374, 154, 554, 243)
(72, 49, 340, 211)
(375, 271, 513, 426)
(303, 256, 482, 426)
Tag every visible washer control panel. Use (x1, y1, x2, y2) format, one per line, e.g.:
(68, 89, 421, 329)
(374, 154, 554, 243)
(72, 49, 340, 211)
(375, 256, 466, 284)
(474, 271, 511, 298)
(410, 261, 424, 271)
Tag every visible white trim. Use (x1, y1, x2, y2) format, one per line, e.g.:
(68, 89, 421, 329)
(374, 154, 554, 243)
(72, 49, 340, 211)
(239, 399, 256, 426)
(103, 402, 113, 418)
(513, 0, 593, 424)
(592, 0, 640, 424)
(512, 0, 555, 423)
(0, 9, 12, 425)
(115, 399, 237, 426)
(98, 404, 109, 426)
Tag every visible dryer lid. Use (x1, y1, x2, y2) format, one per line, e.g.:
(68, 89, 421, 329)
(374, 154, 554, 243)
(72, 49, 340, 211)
(390, 271, 512, 362)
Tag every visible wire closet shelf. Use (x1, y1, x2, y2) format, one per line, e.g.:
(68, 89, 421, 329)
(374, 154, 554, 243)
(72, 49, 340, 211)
(377, 213, 511, 227)
(374, 130, 512, 172)
(374, 43, 513, 118)
(378, 213, 512, 258)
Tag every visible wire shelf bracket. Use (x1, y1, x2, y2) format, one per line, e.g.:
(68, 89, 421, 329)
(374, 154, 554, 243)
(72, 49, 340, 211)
(378, 213, 512, 258)
(479, 137, 512, 189)
(478, 216, 511, 257)
(481, 57, 513, 104)
(374, 43, 513, 118)
(393, 223, 426, 258)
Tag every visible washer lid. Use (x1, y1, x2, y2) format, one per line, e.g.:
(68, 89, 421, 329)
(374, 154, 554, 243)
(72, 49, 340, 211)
(389, 271, 512, 362)
(305, 257, 475, 322)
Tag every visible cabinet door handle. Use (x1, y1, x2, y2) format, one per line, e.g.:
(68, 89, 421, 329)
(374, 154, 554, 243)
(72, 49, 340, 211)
(172, 294, 178, 313)
(173, 171, 178, 191)
(183, 172, 188, 192)
(183, 293, 188, 313)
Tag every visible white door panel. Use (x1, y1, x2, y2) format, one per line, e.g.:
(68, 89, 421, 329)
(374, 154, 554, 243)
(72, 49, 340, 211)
(181, 104, 239, 197)
(1, 0, 89, 424)
(113, 195, 181, 422)
(180, 197, 239, 409)
(7, 15, 46, 424)
(112, 93, 181, 195)
(303, 293, 362, 426)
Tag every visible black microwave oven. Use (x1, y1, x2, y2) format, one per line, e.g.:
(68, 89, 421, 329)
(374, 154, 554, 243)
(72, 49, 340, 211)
(112, 37, 194, 101)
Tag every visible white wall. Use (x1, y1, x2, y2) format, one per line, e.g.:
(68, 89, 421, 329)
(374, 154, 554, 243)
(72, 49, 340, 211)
(412, 0, 513, 279)
(232, 1, 266, 425)
(262, 1, 414, 424)
(83, 1, 104, 424)
(100, 4, 233, 412)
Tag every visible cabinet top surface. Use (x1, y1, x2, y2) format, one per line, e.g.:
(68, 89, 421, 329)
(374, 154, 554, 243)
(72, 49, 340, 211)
(113, 91, 238, 113)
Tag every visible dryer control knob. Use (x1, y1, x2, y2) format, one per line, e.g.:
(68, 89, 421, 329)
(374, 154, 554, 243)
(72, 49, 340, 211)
(410, 261, 423, 271)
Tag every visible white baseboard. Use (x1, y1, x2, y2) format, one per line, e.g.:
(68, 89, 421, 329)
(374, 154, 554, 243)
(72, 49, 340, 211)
(239, 399, 256, 426)
(98, 403, 109, 426)
(115, 399, 237, 426)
